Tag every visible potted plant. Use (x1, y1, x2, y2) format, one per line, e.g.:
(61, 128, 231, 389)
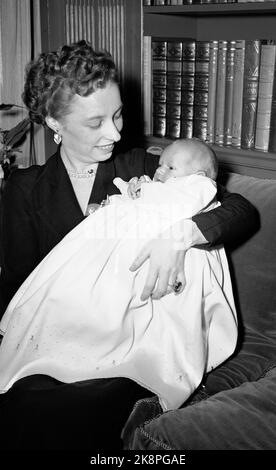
(0, 104, 30, 189)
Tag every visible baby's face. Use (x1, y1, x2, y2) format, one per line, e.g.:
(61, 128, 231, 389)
(153, 144, 194, 183)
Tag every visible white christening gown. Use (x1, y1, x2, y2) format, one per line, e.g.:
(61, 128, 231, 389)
(0, 175, 237, 410)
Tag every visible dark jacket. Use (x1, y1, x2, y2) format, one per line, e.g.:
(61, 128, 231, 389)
(0, 147, 259, 317)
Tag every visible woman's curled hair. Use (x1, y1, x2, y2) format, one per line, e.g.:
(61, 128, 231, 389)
(22, 40, 118, 125)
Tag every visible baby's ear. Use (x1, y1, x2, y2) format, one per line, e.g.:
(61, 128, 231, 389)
(196, 170, 207, 177)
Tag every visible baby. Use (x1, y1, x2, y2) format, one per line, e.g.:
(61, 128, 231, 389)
(127, 138, 218, 199)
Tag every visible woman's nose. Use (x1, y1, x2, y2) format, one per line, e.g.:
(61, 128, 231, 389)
(103, 119, 122, 142)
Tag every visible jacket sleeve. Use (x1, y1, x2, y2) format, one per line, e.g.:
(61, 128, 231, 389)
(192, 183, 260, 248)
(0, 173, 40, 318)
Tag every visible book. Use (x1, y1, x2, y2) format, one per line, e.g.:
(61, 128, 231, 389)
(193, 0, 214, 4)
(214, 40, 227, 146)
(241, 40, 261, 149)
(224, 40, 236, 146)
(181, 39, 196, 139)
(152, 39, 167, 137)
(143, 36, 152, 136)
(231, 40, 245, 148)
(268, 70, 276, 152)
(166, 40, 183, 139)
(206, 40, 218, 144)
(193, 40, 210, 141)
(255, 41, 276, 151)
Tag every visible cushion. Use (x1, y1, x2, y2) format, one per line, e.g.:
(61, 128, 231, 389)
(201, 172, 276, 393)
(126, 366, 276, 450)
(222, 172, 276, 340)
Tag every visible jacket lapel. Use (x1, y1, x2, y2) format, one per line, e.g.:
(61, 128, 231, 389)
(33, 150, 84, 245)
(89, 156, 118, 204)
(33, 150, 120, 251)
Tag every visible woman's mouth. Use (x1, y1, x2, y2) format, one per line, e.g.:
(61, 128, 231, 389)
(97, 144, 114, 153)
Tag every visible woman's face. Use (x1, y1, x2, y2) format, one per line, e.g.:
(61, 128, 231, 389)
(57, 81, 123, 164)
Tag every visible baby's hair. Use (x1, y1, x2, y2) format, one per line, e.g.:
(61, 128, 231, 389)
(22, 39, 118, 125)
(180, 137, 218, 180)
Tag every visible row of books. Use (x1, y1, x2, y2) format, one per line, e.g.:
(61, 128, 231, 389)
(143, 36, 276, 152)
(143, 1, 275, 5)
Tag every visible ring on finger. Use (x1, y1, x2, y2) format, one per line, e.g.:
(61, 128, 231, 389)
(168, 280, 182, 293)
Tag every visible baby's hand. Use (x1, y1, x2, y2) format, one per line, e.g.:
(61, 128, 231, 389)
(127, 175, 151, 199)
(128, 177, 142, 199)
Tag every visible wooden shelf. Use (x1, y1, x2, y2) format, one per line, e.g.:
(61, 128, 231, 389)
(143, 136, 276, 180)
(144, 3, 276, 40)
(144, 3, 276, 16)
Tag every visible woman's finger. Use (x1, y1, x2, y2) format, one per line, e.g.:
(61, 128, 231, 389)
(173, 269, 186, 296)
(129, 243, 150, 272)
(167, 271, 178, 294)
(140, 268, 159, 301)
(151, 269, 171, 300)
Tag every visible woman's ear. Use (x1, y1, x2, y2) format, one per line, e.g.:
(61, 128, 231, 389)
(45, 116, 60, 133)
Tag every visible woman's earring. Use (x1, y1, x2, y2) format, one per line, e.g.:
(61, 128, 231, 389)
(53, 132, 62, 145)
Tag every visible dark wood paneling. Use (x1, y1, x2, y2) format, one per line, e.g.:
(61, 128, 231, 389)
(39, 0, 67, 158)
(40, 0, 66, 52)
(119, 0, 143, 150)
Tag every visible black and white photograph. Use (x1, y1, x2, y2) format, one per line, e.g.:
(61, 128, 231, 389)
(0, 0, 275, 462)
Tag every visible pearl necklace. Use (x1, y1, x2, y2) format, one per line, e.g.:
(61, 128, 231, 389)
(66, 168, 95, 179)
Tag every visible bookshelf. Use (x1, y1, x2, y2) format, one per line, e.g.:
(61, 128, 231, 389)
(142, 2, 276, 179)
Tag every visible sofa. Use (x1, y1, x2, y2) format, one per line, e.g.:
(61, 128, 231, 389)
(122, 171, 276, 450)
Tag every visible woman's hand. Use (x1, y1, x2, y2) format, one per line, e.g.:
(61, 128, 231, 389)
(129, 219, 208, 301)
(129, 238, 186, 300)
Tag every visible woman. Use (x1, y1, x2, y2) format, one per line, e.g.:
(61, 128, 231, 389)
(0, 40, 258, 450)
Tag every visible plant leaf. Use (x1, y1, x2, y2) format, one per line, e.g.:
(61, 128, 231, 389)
(4, 118, 30, 147)
(0, 103, 24, 110)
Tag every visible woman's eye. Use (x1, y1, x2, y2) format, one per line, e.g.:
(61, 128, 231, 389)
(89, 120, 103, 129)
(169, 166, 174, 170)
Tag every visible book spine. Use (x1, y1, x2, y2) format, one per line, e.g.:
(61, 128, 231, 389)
(231, 40, 245, 147)
(169, 1, 185, 4)
(193, 40, 210, 141)
(193, 0, 214, 4)
(206, 40, 218, 144)
(214, 40, 228, 146)
(143, 0, 153, 5)
(166, 40, 183, 139)
(224, 40, 236, 146)
(181, 39, 196, 139)
(143, 36, 152, 136)
(152, 39, 167, 138)
(255, 41, 276, 151)
(241, 39, 261, 149)
(268, 70, 276, 152)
